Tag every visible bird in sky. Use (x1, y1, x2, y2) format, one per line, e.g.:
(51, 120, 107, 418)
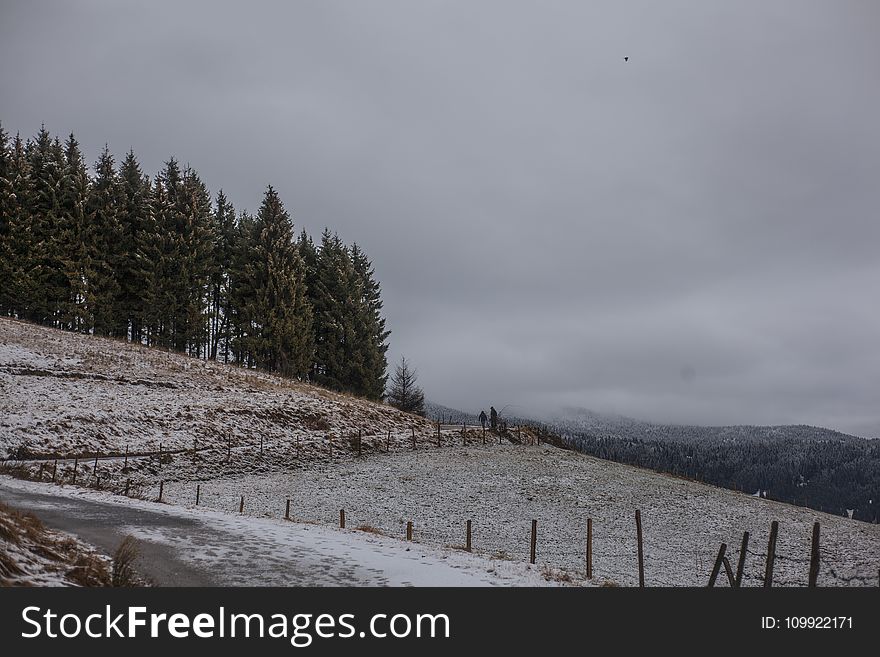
(623, 56, 629, 62)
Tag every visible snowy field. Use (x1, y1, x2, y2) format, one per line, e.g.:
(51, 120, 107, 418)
(154, 445, 880, 587)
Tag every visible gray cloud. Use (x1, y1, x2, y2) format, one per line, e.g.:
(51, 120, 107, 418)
(2, 0, 878, 435)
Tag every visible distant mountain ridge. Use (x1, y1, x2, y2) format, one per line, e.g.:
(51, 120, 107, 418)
(546, 406, 866, 444)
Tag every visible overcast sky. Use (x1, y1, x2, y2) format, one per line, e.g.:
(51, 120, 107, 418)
(2, 1, 878, 436)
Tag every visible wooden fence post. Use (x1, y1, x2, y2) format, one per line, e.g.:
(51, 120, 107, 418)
(52, 460, 57, 483)
(387, 429, 391, 452)
(38, 462, 44, 480)
(123, 448, 128, 470)
(285, 498, 291, 520)
(437, 422, 441, 447)
(340, 509, 346, 529)
(483, 427, 486, 444)
(124, 479, 130, 496)
(227, 441, 231, 461)
(411, 427, 416, 450)
(406, 521, 413, 541)
(636, 509, 645, 587)
(462, 423, 466, 446)
(530, 519, 538, 564)
(94, 453, 98, 471)
(708, 543, 727, 587)
(764, 520, 778, 588)
(158, 480, 164, 502)
(329, 437, 333, 459)
(808, 522, 820, 587)
(722, 556, 736, 587)
(466, 519, 472, 552)
(239, 495, 244, 513)
(735, 531, 749, 587)
(196, 484, 200, 506)
(586, 518, 593, 579)
(72, 458, 78, 485)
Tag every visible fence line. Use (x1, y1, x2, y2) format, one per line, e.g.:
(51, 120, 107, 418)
(2, 427, 876, 588)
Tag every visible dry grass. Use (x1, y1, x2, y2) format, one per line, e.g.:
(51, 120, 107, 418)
(540, 565, 577, 584)
(66, 552, 111, 586)
(0, 501, 147, 587)
(354, 524, 387, 536)
(0, 548, 25, 580)
(301, 413, 331, 432)
(111, 535, 140, 587)
(490, 550, 515, 561)
(0, 502, 45, 544)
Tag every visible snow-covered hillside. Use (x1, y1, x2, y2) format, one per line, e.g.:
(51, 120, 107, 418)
(2, 318, 878, 586)
(0, 318, 439, 462)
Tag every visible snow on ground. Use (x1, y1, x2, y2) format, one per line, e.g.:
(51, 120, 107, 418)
(0, 497, 110, 586)
(155, 446, 880, 587)
(0, 317, 440, 461)
(1, 477, 564, 587)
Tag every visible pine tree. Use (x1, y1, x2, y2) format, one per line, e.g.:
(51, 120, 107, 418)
(228, 209, 257, 366)
(115, 149, 152, 341)
(3, 133, 32, 316)
(56, 134, 92, 331)
(86, 147, 120, 336)
(309, 229, 357, 390)
(178, 166, 214, 357)
(350, 243, 390, 400)
(233, 186, 312, 376)
(208, 190, 236, 360)
(139, 165, 180, 347)
(386, 357, 425, 416)
(25, 127, 67, 325)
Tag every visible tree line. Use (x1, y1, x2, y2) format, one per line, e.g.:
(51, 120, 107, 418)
(563, 431, 880, 523)
(0, 123, 389, 399)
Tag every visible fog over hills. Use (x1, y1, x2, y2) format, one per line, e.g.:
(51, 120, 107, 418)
(545, 406, 868, 443)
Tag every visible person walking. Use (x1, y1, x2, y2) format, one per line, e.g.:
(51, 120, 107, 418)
(490, 406, 498, 430)
(479, 410, 488, 429)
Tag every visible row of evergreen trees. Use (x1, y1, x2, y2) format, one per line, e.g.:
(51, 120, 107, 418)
(565, 432, 880, 522)
(0, 124, 390, 399)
